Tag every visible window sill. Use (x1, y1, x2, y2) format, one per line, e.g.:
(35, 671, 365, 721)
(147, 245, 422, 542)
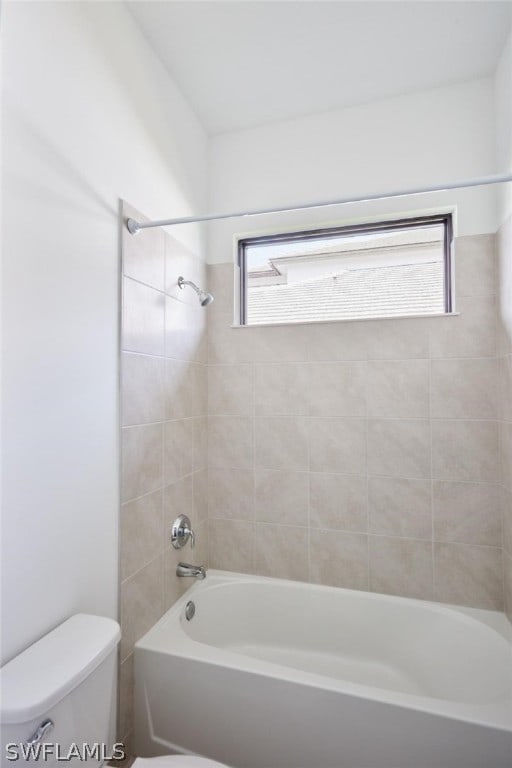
(231, 312, 460, 329)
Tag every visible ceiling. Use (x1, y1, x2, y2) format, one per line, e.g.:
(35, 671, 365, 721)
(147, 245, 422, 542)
(127, 1, 512, 135)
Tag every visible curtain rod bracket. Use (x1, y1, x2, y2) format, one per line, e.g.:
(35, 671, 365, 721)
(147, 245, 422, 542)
(126, 218, 141, 235)
(125, 172, 512, 234)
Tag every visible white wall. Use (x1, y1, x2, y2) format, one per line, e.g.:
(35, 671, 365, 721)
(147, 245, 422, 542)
(209, 78, 497, 264)
(1, 1, 208, 665)
(495, 29, 512, 222)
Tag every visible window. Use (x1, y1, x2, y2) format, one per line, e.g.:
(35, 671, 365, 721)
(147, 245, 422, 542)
(238, 214, 453, 325)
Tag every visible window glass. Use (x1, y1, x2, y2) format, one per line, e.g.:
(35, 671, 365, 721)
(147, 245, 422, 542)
(239, 216, 452, 325)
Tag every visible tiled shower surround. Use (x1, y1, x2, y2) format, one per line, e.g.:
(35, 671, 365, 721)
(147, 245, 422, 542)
(206, 233, 505, 610)
(119, 204, 208, 748)
(120, 216, 510, 746)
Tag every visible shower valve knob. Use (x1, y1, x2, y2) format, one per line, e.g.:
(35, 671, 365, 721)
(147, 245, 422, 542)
(171, 514, 196, 550)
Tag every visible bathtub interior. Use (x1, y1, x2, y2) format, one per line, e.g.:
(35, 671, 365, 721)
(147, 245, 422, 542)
(178, 576, 512, 705)
(143, 572, 512, 717)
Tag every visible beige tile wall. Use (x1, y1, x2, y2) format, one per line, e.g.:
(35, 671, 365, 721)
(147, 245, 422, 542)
(498, 216, 512, 623)
(207, 234, 505, 613)
(119, 203, 208, 748)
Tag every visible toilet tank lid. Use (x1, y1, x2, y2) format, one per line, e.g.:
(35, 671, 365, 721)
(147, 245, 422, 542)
(0, 614, 120, 724)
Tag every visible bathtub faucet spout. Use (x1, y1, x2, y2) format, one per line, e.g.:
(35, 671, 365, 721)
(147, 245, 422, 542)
(176, 562, 206, 579)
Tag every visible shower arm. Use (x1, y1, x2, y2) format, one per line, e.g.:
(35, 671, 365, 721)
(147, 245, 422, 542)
(178, 276, 200, 295)
(126, 172, 512, 233)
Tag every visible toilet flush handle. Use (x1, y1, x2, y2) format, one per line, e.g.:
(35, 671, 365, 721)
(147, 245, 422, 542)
(26, 718, 54, 746)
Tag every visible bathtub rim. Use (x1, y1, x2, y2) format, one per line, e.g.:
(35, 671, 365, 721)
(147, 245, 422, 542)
(135, 570, 512, 733)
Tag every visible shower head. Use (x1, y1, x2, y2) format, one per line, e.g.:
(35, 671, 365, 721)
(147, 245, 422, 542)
(177, 276, 214, 307)
(198, 289, 214, 307)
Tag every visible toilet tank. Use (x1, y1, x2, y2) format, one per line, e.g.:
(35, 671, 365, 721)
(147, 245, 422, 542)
(0, 614, 121, 766)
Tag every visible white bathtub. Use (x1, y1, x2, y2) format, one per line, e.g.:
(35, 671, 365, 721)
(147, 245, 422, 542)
(134, 571, 512, 768)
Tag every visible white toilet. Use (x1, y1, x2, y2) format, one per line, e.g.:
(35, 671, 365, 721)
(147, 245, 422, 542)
(0, 614, 229, 767)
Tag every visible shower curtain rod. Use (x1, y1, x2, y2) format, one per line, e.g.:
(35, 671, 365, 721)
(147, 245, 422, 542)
(126, 172, 512, 233)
